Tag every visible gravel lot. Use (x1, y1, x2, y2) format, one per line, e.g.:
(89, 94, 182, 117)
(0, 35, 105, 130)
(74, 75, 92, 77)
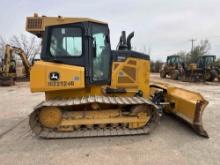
(0, 73, 220, 165)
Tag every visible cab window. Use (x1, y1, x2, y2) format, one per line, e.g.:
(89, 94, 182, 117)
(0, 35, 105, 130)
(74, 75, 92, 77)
(49, 27, 82, 57)
(92, 24, 111, 82)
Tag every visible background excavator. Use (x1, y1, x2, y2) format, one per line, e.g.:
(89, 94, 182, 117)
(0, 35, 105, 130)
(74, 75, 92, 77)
(27, 14, 209, 138)
(0, 44, 31, 86)
(160, 54, 219, 82)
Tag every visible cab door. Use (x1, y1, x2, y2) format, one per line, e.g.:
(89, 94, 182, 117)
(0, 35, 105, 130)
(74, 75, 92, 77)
(89, 23, 112, 85)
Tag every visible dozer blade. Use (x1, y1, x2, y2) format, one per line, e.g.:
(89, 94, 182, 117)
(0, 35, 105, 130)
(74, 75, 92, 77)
(150, 82, 209, 138)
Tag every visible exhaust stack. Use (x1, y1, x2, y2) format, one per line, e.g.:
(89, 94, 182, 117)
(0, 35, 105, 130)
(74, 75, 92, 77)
(117, 31, 134, 50)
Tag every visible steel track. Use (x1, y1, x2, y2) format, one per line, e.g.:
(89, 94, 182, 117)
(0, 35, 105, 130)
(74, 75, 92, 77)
(29, 96, 160, 138)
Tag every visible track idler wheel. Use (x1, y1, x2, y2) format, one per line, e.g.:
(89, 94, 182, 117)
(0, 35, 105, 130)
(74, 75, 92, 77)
(128, 105, 156, 129)
(39, 107, 62, 128)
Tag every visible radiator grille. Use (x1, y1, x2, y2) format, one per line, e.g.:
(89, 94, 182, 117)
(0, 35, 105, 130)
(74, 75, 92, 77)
(27, 18, 42, 29)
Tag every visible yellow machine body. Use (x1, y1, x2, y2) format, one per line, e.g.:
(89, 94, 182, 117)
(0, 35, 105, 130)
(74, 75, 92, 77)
(31, 57, 150, 98)
(30, 57, 156, 136)
(30, 61, 85, 93)
(27, 14, 208, 138)
(188, 63, 197, 70)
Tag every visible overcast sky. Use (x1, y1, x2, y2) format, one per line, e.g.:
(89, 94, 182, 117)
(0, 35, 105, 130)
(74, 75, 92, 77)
(0, 0, 220, 61)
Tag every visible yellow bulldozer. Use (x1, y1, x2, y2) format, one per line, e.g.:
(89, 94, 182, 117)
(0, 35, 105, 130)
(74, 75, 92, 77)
(27, 14, 209, 138)
(0, 44, 31, 86)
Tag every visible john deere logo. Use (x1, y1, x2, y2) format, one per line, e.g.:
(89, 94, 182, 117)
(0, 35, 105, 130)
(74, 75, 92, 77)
(49, 72, 59, 81)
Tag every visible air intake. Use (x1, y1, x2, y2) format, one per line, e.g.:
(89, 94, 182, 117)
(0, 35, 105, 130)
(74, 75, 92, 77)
(26, 18, 42, 30)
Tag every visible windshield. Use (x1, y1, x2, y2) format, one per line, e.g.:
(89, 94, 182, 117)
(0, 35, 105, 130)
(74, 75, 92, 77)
(49, 27, 82, 57)
(167, 56, 182, 65)
(205, 56, 215, 65)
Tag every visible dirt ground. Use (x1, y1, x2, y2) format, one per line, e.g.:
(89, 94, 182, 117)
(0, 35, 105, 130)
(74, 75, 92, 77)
(0, 73, 220, 165)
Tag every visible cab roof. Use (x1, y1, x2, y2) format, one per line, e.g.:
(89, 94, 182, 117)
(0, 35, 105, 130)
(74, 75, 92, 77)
(167, 55, 181, 58)
(26, 13, 107, 37)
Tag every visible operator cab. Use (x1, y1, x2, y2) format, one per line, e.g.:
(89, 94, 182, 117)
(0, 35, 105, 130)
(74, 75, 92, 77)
(167, 55, 183, 68)
(197, 55, 216, 68)
(41, 22, 111, 85)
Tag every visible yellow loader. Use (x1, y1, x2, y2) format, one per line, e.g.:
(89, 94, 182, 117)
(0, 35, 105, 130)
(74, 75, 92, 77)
(27, 14, 209, 138)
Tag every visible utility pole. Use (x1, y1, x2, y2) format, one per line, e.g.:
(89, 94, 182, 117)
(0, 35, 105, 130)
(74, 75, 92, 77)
(189, 38, 196, 51)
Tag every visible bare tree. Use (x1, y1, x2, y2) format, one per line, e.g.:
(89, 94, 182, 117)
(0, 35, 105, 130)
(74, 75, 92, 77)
(9, 34, 41, 61)
(0, 33, 41, 62)
(176, 51, 191, 64)
(189, 39, 211, 63)
(176, 51, 187, 59)
(0, 36, 6, 58)
(174, 40, 211, 64)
